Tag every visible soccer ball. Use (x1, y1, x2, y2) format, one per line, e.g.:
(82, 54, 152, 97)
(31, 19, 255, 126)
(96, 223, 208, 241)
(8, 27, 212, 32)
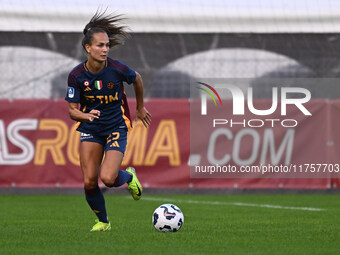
(152, 204, 184, 232)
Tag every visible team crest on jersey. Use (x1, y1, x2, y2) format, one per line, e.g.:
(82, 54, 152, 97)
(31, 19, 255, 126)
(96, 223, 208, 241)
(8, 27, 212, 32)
(84, 81, 90, 86)
(107, 82, 115, 89)
(95, 80, 103, 90)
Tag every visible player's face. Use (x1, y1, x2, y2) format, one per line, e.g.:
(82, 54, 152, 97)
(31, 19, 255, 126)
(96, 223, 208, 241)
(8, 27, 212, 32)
(86, 32, 109, 62)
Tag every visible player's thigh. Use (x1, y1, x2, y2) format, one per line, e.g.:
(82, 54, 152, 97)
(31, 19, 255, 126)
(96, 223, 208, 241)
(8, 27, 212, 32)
(80, 141, 104, 182)
(100, 128, 127, 180)
(100, 150, 124, 182)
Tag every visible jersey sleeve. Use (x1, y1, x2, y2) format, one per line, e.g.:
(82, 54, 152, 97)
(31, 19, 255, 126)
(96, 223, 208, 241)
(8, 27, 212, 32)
(115, 60, 137, 85)
(65, 72, 81, 103)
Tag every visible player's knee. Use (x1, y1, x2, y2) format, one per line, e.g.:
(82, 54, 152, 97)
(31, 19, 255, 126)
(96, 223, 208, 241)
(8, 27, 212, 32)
(84, 177, 98, 189)
(100, 172, 118, 187)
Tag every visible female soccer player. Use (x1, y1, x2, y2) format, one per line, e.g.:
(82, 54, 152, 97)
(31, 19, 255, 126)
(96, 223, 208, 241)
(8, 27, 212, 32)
(65, 11, 151, 232)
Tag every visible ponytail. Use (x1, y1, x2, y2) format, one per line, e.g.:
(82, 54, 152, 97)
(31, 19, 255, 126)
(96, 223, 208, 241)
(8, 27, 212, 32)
(82, 10, 130, 51)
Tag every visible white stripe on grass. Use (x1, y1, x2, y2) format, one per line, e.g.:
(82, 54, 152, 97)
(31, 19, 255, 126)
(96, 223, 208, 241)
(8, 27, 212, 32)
(140, 197, 325, 211)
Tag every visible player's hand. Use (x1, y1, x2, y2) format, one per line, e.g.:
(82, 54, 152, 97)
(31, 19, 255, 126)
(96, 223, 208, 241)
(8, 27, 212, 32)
(88, 110, 100, 122)
(135, 107, 151, 128)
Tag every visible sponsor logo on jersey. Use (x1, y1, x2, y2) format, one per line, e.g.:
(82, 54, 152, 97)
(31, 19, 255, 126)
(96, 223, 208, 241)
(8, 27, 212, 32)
(84, 81, 90, 86)
(95, 80, 103, 90)
(84, 87, 92, 92)
(68, 87, 74, 98)
(107, 82, 115, 89)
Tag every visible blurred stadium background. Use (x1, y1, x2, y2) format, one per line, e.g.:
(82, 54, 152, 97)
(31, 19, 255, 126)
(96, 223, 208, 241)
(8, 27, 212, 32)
(1, 0, 340, 191)
(1, 1, 340, 255)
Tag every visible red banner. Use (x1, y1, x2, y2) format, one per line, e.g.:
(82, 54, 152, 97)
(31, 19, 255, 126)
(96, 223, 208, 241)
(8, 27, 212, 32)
(0, 99, 339, 188)
(0, 99, 190, 188)
(190, 99, 339, 188)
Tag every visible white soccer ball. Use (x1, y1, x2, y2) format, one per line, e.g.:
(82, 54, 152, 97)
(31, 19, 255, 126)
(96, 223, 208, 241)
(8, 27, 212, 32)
(152, 204, 184, 232)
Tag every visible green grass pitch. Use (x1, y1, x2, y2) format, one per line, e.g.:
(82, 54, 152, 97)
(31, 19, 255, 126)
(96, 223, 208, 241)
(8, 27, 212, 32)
(0, 193, 339, 255)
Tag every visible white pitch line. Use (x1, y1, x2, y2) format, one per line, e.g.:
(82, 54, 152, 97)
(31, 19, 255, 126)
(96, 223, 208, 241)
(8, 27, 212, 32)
(141, 197, 325, 211)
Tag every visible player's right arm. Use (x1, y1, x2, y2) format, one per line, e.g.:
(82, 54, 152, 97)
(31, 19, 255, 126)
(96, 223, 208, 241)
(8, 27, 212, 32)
(66, 71, 100, 122)
(68, 103, 100, 122)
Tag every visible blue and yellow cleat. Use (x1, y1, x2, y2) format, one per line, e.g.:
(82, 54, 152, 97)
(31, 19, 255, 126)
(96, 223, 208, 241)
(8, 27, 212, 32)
(126, 167, 142, 200)
(90, 219, 111, 232)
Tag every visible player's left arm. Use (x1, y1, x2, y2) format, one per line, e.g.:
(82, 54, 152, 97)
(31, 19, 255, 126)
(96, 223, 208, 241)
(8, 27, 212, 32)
(133, 72, 151, 128)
